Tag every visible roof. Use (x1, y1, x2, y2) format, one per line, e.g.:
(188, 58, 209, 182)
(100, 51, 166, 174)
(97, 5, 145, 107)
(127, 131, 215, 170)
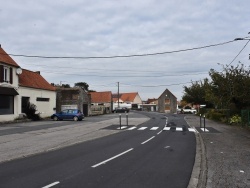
(19, 69, 55, 91)
(0, 46, 19, 67)
(89, 91, 112, 103)
(112, 92, 138, 102)
(158, 88, 177, 99)
(120, 92, 138, 102)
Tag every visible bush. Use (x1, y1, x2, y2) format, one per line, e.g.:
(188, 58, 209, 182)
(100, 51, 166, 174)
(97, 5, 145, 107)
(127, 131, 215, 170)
(205, 109, 226, 122)
(229, 114, 241, 125)
(23, 102, 41, 121)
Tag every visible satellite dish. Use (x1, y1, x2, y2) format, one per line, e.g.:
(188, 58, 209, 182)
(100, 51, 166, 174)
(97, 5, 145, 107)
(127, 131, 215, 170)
(16, 68, 22, 75)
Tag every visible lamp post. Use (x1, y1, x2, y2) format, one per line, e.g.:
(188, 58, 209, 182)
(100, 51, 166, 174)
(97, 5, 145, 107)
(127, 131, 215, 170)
(234, 37, 250, 60)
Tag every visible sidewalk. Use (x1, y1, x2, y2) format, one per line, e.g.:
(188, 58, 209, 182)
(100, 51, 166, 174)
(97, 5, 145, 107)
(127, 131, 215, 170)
(185, 114, 250, 188)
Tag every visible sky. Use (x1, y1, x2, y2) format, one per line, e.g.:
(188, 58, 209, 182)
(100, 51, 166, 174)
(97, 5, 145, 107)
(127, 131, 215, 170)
(1, 0, 250, 101)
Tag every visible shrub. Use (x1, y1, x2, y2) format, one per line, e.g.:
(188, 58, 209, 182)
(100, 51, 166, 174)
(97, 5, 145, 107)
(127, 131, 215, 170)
(23, 102, 41, 121)
(229, 114, 241, 125)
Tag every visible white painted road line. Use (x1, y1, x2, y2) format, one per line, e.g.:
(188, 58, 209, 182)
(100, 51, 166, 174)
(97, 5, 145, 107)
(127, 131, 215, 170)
(188, 128, 197, 132)
(138, 127, 147, 130)
(176, 127, 183, 131)
(157, 130, 162, 135)
(92, 148, 134, 168)
(163, 127, 171, 131)
(117, 126, 127, 130)
(141, 136, 155, 144)
(127, 126, 137, 130)
(42, 181, 60, 188)
(150, 127, 159, 130)
(201, 128, 209, 132)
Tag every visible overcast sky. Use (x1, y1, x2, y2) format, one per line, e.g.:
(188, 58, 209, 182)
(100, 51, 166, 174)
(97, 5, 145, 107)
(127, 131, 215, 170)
(1, 0, 249, 100)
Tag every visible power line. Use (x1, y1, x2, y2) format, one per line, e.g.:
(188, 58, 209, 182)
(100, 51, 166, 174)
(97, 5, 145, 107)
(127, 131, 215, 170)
(3, 40, 236, 59)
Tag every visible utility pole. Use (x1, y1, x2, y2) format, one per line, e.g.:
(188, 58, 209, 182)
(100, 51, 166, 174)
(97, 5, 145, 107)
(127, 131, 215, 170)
(117, 82, 120, 108)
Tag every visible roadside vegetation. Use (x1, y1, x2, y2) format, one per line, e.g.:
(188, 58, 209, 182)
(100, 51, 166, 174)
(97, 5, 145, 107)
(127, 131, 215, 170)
(182, 62, 250, 127)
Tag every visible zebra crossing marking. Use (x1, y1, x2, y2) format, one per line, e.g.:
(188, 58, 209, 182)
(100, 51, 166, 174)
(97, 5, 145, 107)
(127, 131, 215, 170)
(138, 127, 147, 130)
(127, 126, 137, 130)
(176, 127, 183, 131)
(163, 127, 171, 131)
(150, 127, 159, 130)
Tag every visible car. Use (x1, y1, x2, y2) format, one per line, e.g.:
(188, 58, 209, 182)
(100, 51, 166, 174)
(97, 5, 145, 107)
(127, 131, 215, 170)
(51, 109, 84, 121)
(113, 107, 130, 113)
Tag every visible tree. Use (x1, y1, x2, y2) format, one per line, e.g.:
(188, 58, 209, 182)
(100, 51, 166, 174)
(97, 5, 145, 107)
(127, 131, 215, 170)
(182, 78, 210, 105)
(75, 82, 89, 91)
(208, 63, 250, 110)
(62, 84, 70, 88)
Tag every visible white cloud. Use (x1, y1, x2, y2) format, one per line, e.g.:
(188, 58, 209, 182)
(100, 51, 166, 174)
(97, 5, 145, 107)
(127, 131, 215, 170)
(1, 0, 250, 100)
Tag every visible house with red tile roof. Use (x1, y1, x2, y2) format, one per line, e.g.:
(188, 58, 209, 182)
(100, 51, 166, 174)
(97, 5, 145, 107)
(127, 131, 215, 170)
(0, 45, 21, 121)
(18, 69, 56, 118)
(0, 45, 56, 121)
(89, 91, 112, 114)
(112, 92, 142, 110)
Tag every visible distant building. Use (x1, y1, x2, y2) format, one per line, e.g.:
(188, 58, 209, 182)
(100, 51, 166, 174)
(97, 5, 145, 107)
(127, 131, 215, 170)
(157, 89, 177, 113)
(112, 92, 143, 110)
(89, 91, 112, 115)
(143, 89, 177, 113)
(55, 87, 90, 116)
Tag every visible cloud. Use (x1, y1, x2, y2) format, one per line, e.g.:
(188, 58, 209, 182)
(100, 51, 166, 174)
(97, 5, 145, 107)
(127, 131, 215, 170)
(1, 0, 250, 100)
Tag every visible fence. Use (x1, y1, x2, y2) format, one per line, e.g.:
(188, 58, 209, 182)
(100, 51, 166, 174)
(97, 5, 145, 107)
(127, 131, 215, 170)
(241, 110, 250, 127)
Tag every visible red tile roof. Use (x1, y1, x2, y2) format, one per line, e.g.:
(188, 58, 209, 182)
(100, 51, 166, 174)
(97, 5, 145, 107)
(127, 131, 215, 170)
(19, 69, 55, 91)
(89, 91, 112, 103)
(0, 46, 19, 67)
(112, 92, 138, 102)
(120, 92, 138, 102)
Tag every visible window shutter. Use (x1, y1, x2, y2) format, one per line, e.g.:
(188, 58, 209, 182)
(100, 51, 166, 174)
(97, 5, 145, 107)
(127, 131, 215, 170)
(9, 67, 13, 84)
(0, 65, 3, 82)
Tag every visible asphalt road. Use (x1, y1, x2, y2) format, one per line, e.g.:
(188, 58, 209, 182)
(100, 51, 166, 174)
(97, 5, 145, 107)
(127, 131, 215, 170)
(0, 112, 196, 188)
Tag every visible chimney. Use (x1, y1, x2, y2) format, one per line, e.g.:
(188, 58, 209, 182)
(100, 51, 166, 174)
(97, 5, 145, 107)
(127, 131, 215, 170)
(36, 71, 40, 74)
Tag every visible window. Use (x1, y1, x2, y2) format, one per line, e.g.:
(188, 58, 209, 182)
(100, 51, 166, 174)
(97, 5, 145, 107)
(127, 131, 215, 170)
(3, 67, 9, 82)
(0, 95, 14, 115)
(36, 97, 50, 102)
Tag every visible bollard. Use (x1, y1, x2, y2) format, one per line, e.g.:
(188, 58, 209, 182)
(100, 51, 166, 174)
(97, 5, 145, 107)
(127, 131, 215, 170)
(200, 114, 202, 128)
(126, 113, 128, 126)
(203, 114, 206, 131)
(119, 114, 121, 129)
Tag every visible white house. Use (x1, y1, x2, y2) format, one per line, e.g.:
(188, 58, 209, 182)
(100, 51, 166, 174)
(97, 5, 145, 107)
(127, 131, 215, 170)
(0, 45, 56, 122)
(18, 69, 56, 118)
(0, 45, 20, 121)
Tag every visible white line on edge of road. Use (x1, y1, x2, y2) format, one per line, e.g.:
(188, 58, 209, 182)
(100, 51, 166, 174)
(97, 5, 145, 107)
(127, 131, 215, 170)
(92, 148, 134, 168)
(157, 130, 162, 135)
(141, 136, 155, 145)
(42, 181, 60, 188)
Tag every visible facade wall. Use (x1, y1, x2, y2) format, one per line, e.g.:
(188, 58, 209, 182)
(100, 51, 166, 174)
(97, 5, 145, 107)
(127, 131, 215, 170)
(0, 66, 19, 121)
(56, 88, 90, 116)
(18, 87, 56, 118)
(158, 89, 177, 113)
(133, 94, 143, 104)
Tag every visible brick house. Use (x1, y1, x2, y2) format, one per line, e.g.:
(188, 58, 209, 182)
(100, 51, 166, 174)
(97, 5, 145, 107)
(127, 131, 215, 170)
(56, 87, 90, 116)
(158, 89, 177, 113)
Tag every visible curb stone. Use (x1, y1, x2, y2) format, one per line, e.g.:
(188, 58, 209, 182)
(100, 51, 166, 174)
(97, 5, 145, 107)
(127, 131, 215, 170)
(186, 116, 207, 188)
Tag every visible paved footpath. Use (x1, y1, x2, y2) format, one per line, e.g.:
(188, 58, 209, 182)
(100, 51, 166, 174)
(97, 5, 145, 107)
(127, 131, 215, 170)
(185, 114, 250, 188)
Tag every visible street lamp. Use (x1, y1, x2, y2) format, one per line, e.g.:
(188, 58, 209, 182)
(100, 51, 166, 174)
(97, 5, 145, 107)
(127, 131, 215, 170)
(234, 37, 250, 60)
